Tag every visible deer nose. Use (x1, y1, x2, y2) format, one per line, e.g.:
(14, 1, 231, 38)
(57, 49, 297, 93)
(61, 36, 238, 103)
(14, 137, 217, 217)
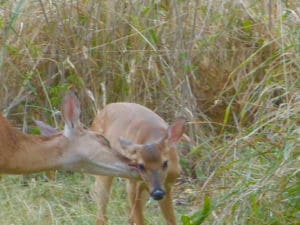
(150, 189, 165, 200)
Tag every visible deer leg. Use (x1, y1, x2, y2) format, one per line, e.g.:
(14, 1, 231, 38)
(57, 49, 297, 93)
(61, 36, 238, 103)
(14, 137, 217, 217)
(95, 176, 114, 225)
(159, 188, 177, 225)
(127, 180, 148, 225)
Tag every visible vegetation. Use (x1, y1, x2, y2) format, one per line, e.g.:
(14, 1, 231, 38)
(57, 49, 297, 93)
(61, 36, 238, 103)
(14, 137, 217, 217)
(0, 0, 299, 224)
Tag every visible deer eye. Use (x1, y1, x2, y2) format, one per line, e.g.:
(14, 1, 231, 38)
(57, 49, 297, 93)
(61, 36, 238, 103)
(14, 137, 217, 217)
(162, 160, 168, 170)
(137, 163, 146, 172)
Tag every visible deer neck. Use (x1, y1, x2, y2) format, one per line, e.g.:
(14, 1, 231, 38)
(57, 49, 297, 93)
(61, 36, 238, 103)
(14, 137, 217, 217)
(0, 116, 70, 174)
(14, 134, 70, 174)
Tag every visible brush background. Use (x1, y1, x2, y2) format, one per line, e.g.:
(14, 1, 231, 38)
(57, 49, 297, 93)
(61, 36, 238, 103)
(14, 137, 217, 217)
(0, 0, 299, 225)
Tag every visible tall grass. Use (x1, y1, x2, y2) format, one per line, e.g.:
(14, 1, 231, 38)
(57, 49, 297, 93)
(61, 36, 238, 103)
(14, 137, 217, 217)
(0, 0, 299, 224)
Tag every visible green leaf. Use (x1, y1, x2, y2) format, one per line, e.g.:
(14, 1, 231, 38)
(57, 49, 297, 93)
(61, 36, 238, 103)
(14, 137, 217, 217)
(66, 75, 84, 88)
(223, 101, 231, 127)
(181, 195, 211, 225)
(141, 6, 151, 17)
(243, 19, 252, 33)
(148, 29, 158, 45)
(191, 195, 211, 225)
(181, 215, 192, 225)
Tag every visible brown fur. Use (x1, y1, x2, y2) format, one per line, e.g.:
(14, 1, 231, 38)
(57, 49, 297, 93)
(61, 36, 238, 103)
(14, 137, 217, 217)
(0, 93, 138, 178)
(92, 103, 185, 225)
(0, 114, 67, 174)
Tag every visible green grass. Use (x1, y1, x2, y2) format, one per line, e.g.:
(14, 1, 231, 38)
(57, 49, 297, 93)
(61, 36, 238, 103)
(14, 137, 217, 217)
(0, 174, 97, 225)
(0, 173, 191, 225)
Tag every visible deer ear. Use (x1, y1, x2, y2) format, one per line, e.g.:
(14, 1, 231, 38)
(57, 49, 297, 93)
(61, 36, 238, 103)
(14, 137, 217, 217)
(34, 120, 57, 136)
(167, 116, 186, 144)
(61, 91, 81, 137)
(118, 137, 142, 161)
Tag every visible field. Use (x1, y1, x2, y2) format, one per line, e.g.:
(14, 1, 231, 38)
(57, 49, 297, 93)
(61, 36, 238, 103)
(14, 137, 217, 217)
(0, 0, 299, 225)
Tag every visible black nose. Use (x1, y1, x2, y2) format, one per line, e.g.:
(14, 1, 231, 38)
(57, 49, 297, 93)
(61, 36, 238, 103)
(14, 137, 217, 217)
(150, 189, 165, 200)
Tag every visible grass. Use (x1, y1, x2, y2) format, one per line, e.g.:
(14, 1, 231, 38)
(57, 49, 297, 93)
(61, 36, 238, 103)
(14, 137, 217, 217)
(0, 173, 191, 225)
(0, 0, 299, 224)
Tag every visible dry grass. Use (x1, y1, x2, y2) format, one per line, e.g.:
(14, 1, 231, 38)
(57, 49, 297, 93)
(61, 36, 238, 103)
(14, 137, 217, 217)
(0, 0, 299, 224)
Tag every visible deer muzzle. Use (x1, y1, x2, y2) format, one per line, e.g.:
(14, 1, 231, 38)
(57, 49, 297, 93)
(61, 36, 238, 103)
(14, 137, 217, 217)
(150, 188, 165, 200)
